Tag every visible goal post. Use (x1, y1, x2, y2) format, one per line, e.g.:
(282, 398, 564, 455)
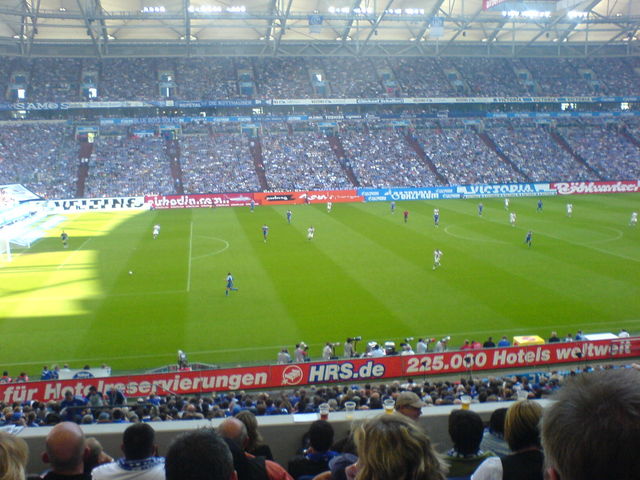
(0, 235, 11, 262)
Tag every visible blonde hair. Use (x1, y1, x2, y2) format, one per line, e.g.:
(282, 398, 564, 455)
(0, 432, 29, 480)
(504, 400, 543, 451)
(355, 414, 446, 480)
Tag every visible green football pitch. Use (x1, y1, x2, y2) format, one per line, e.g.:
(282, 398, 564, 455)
(1, 193, 639, 376)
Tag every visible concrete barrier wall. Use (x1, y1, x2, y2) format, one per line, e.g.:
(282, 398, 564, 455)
(18, 400, 551, 475)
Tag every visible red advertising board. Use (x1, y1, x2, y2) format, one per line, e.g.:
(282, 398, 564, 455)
(306, 190, 364, 204)
(145, 193, 254, 209)
(253, 190, 363, 205)
(1, 338, 637, 403)
(145, 190, 363, 208)
(551, 180, 640, 195)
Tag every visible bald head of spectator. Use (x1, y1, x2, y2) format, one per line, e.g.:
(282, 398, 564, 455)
(217, 417, 249, 450)
(42, 422, 88, 475)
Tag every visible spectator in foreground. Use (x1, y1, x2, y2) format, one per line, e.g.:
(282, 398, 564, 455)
(0, 431, 29, 480)
(91, 423, 164, 480)
(235, 410, 274, 460)
(221, 437, 264, 480)
(479, 408, 509, 458)
(541, 369, 640, 480)
(394, 391, 426, 422)
(443, 410, 495, 478)
(84, 437, 113, 476)
(472, 400, 544, 480)
(218, 417, 292, 480)
(165, 428, 235, 480)
(351, 413, 447, 480)
(287, 420, 338, 479)
(41, 422, 91, 480)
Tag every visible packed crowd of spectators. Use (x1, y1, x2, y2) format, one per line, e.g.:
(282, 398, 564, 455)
(585, 57, 640, 95)
(175, 57, 238, 100)
(2, 119, 638, 198)
(487, 124, 595, 182)
(559, 123, 640, 179)
(627, 121, 640, 147)
(0, 123, 77, 199)
(0, 362, 634, 427)
(339, 128, 439, 188)
(254, 58, 313, 99)
(28, 58, 83, 102)
(180, 133, 261, 193)
(1, 367, 637, 480)
(99, 58, 159, 101)
(390, 58, 455, 97)
(1, 55, 639, 101)
(84, 136, 174, 197)
(450, 57, 524, 97)
(413, 126, 526, 185)
(521, 58, 597, 96)
(320, 58, 383, 98)
(260, 132, 351, 190)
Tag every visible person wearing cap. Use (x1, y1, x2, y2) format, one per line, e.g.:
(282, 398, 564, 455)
(294, 343, 308, 362)
(395, 391, 425, 421)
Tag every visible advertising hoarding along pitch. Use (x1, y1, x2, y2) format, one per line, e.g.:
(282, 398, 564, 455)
(1, 338, 636, 403)
(144, 194, 253, 209)
(551, 181, 640, 195)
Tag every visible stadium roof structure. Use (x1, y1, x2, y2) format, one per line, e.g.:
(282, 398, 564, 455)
(0, 0, 638, 58)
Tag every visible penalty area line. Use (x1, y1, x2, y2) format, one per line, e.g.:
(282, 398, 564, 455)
(57, 238, 92, 270)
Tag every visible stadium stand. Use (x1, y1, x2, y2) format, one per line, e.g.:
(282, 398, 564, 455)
(339, 128, 439, 188)
(175, 57, 238, 100)
(180, 133, 262, 194)
(99, 58, 159, 101)
(391, 58, 456, 97)
(450, 57, 524, 97)
(487, 123, 595, 182)
(261, 131, 351, 190)
(320, 57, 383, 98)
(28, 58, 83, 102)
(1, 56, 639, 101)
(255, 57, 314, 99)
(1, 118, 639, 197)
(84, 136, 174, 197)
(0, 124, 78, 199)
(412, 124, 526, 186)
(558, 122, 640, 180)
